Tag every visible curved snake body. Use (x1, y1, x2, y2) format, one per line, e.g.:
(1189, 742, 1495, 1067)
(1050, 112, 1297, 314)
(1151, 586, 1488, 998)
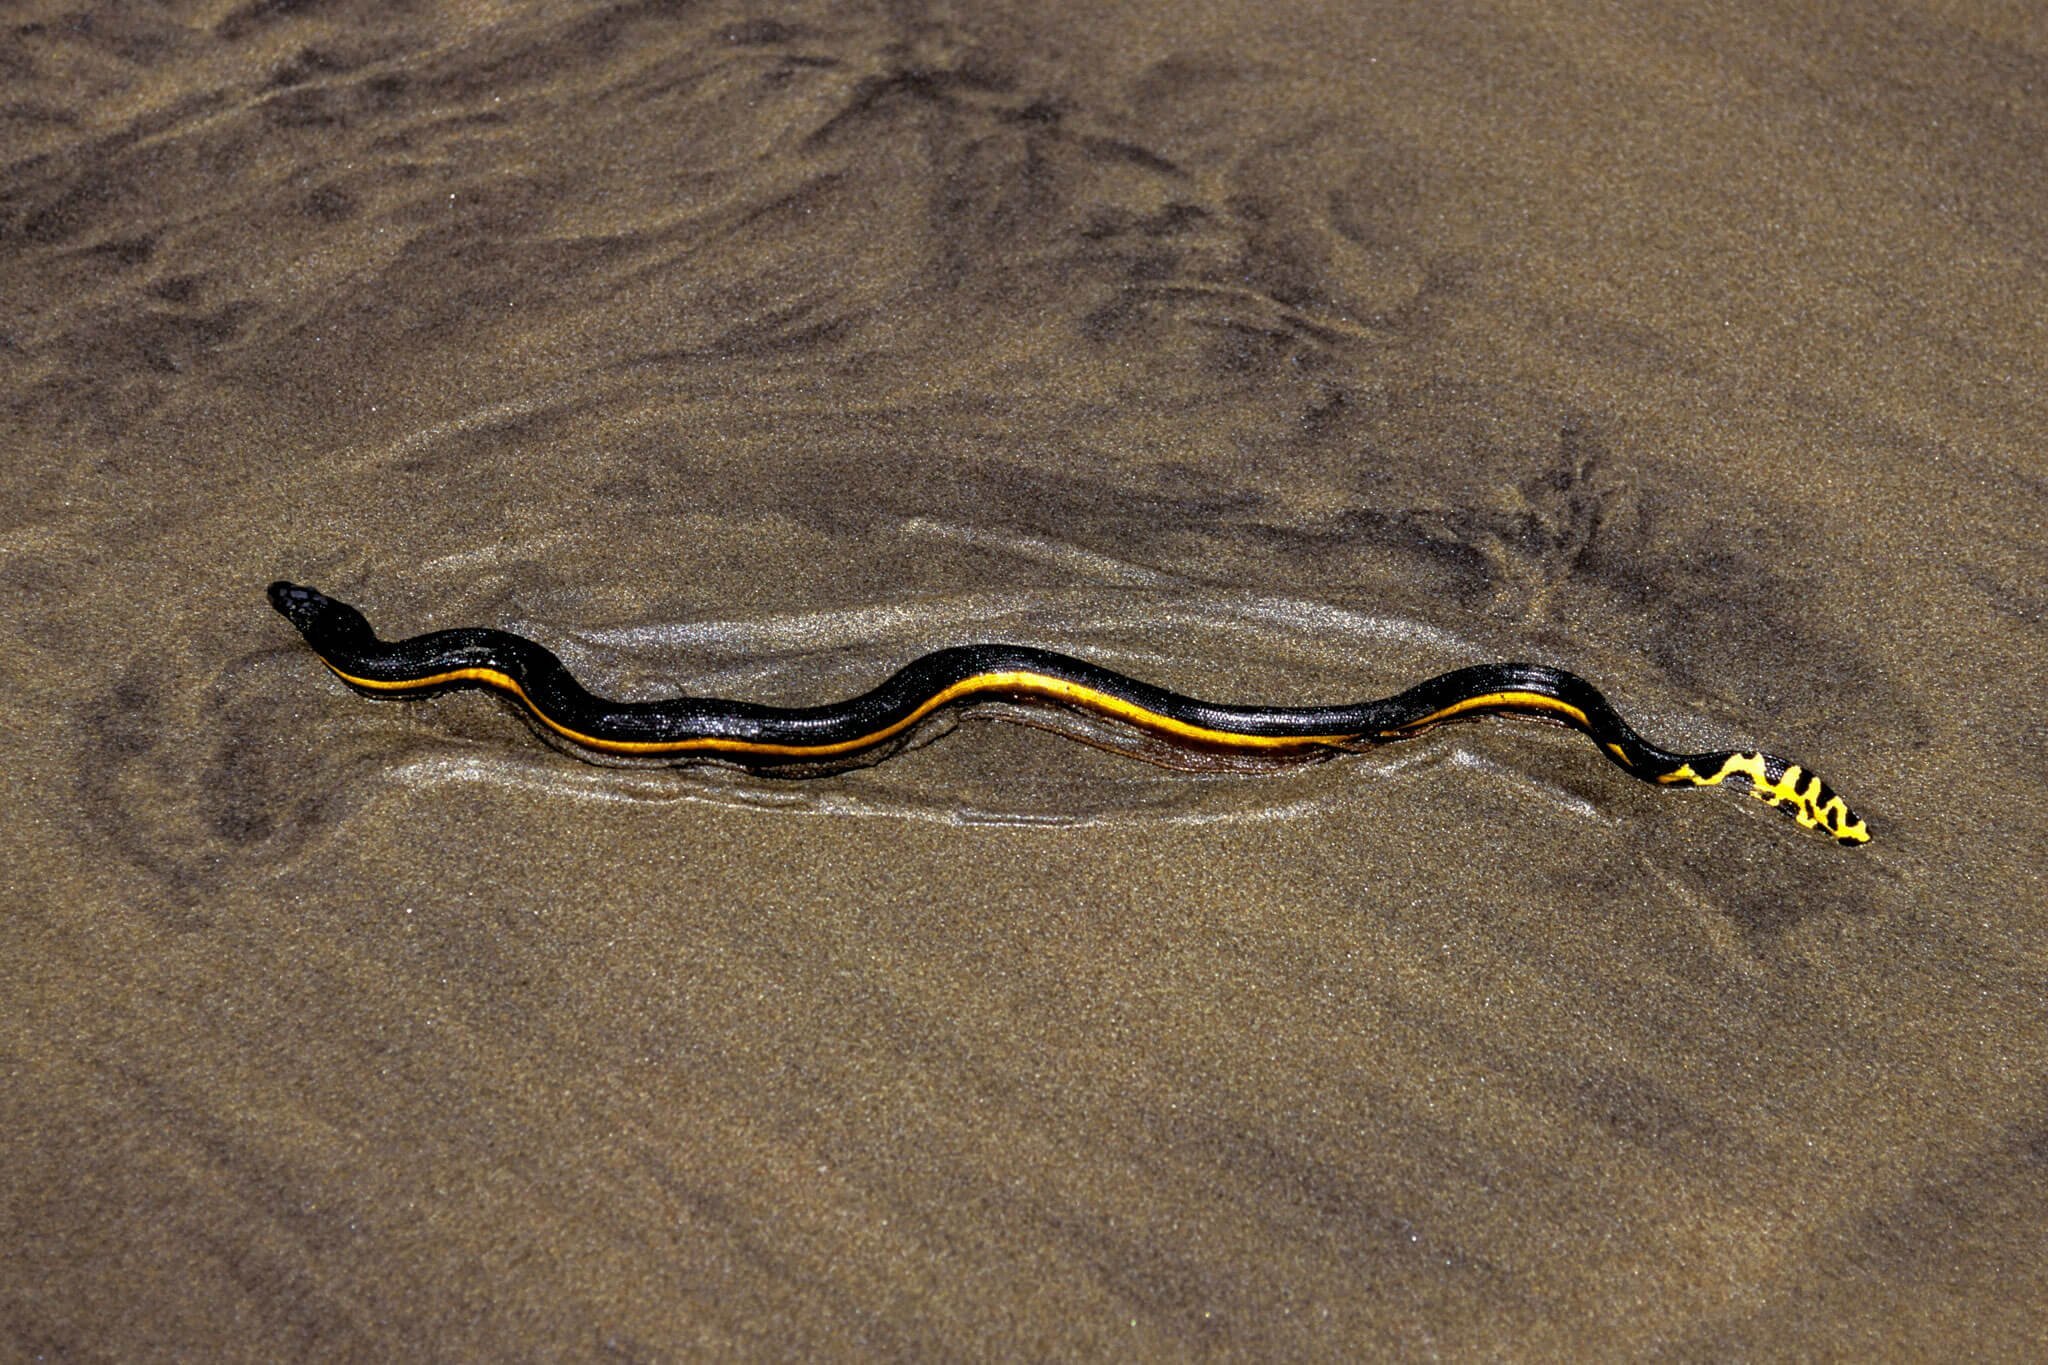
(268, 582, 1868, 845)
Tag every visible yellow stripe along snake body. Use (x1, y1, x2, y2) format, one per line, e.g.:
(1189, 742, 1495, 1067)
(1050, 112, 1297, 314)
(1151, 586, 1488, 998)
(267, 582, 1869, 845)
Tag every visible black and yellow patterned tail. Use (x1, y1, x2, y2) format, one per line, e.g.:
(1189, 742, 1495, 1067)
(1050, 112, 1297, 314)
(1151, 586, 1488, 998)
(1654, 751, 1869, 846)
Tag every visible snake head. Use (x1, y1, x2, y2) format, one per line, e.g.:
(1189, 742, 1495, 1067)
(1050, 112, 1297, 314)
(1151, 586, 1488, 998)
(267, 581, 375, 646)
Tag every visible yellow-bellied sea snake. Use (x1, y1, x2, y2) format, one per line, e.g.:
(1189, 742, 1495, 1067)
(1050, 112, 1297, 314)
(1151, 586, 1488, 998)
(268, 582, 1869, 845)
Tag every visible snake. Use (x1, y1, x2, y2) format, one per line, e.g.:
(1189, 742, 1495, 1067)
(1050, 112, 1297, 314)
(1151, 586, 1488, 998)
(267, 581, 1869, 845)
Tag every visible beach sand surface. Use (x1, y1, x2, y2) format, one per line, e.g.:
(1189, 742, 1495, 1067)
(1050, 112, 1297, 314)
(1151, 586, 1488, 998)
(3, 1, 2044, 1356)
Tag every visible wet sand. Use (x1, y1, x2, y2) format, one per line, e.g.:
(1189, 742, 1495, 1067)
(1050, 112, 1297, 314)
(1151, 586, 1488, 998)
(4, 1, 2045, 1356)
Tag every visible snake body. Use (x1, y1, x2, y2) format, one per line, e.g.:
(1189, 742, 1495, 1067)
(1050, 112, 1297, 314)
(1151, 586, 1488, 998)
(267, 582, 1869, 844)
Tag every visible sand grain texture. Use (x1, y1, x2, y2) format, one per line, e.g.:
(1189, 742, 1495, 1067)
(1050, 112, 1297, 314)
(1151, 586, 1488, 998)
(3, 1, 2045, 1358)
